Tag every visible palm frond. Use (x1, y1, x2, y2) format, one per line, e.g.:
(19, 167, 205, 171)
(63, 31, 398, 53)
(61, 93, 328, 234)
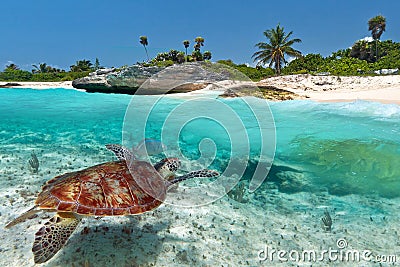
(253, 24, 302, 75)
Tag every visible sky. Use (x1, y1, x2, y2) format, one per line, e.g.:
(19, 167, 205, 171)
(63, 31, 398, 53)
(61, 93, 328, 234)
(1, 0, 400, 71)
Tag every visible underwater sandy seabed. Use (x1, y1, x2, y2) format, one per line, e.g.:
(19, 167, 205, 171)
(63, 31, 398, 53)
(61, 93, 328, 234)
(1, 142, 399, 267)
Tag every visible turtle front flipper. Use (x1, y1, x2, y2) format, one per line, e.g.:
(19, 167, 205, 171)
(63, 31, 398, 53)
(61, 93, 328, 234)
(105, 144, 135, 162)
(32, 213, 81, 264)
(168, 169, 220, 186)
(5, 206, 40, 229)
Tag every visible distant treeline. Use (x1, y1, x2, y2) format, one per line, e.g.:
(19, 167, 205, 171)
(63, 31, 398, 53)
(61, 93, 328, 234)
(282, 40, 400, 76)
(0, 59, 99, 82)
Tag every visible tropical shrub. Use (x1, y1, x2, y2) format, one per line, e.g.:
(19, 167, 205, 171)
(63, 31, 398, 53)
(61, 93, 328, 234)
(0, 69, 33, 81)
(31, 73, 61, 81)
(282, 39, 400, 75)
(151, 50, 186, 64)
(217, 60, 274, 81)
(191, 51, 204, 61)
(154, 60, 175, 67)
(59, 71, 91, 81)
(371, 49, 400, 70)
(282, 54, 325, 74)
(350, 40, 376, 62)
(318, 57, 371, 75)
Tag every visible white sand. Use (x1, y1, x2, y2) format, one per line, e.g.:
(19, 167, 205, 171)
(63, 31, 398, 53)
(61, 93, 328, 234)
(167, 75, 400, 104)
(0, 81, 74, 89)
(258, 74, 400, 104)
(2, 172, 399, 266)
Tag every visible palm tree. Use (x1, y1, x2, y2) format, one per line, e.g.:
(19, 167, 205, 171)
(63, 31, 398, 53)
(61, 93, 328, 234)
(94, 58, 101, 70)
(368, 15, 386, 60)
(32, 63, 49, 73)
(5, 63, 19, 71)
(183, 40, 190, 58)
(70, 60, 93, 72)
(194, 36, 204, 51)
(252, 24, 302, 75)
(139, 36, 149, 61)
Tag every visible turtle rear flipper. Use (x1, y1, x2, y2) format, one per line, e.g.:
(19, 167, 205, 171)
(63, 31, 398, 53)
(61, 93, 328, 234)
(32, 213, 81, 264)
(5, 206, 40, 229)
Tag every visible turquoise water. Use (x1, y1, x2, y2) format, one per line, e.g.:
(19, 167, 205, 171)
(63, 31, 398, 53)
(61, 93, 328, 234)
(2, 88, 400, 266)
(1, 88, 400, 198)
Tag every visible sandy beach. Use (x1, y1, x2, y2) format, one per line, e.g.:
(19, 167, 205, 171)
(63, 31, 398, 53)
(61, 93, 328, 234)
(2, 75, 400, 104)
(257, 74, 400, 104)
(0, 81, 74, 89)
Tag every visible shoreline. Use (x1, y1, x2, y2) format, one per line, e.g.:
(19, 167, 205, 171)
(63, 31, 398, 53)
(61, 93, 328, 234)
(2, 75, 400, 105)
(0, 81, 74, 89)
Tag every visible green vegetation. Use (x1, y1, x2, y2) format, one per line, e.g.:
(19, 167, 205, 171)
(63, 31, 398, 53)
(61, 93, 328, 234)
(282, 14, 399, 76)
(252, 24, 302, 75)
(32, 63, 63, 73)
(142, 36, 213, 67)
(217, 60, 274, 81)
(69, 60, 93, 72)
(0, 60, 96, 82)
(282, 54, 325, 74)
(0, 68, 32, 81)
(283, 40, 400, 75)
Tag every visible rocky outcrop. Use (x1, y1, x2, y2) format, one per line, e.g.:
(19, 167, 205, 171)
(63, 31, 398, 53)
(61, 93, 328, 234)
(218, 81, 304, 100)
(0, 82, 22, 88)
(72, 66, 163, 94)
(72, 63, 230, 95)
(72, 63, 304, 100)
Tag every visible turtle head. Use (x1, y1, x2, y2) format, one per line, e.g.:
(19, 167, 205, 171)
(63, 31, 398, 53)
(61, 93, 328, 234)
(154, 158, 181, 180)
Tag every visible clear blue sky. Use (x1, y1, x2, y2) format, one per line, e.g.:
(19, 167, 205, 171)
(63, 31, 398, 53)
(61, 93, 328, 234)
(1, 0, 400, 71)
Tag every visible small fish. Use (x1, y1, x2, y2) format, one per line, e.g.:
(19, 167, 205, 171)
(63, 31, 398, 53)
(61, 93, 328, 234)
(133, 138, 167, 157)
(321, 209, 332, 232)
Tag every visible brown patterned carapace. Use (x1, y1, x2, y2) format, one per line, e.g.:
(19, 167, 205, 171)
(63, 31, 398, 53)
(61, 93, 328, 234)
(36, 160, 167, 216)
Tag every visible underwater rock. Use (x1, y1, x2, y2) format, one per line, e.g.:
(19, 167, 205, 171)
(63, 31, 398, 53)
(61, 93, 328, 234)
(289, 137, 400, 198)
(222, 83, 303, 100)
(226, 181, 248, 203)
(274, 171, 310, 193)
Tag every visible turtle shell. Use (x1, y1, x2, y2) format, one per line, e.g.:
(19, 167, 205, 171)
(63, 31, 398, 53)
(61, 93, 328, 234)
(35, 160, 167, 216)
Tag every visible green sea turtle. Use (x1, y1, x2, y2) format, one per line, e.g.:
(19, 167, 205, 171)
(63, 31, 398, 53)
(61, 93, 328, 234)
(5, 144, 219, 264)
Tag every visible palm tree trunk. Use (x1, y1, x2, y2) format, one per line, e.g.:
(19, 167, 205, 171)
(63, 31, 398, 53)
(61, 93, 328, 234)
(275, 56, 281, 76)
(375, 39, 378, 61)
(143, 45, 149, 61)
